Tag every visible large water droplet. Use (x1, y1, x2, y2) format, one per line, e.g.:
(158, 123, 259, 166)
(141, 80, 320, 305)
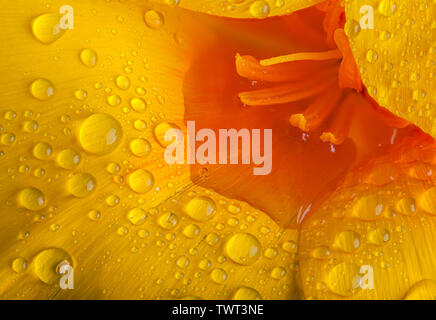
(33, 142, 53, 160)
(130, 97, 147, 113)
(129, 138, 151, 157)
(327, 262, 361, 297)
(184, 196, 216, 222)
(56, 149, 81, 169)
(12, 257, 28, 273)
(33, 248, 72, 284)
(30, 79, 55, 100)
(127, 208, 147, 226)
(144, 10, 164, 29)
(67, 173, 97, 198)
(79, 113, 123, 155)
(154, 122, 180, 147)
(232, 287, 262, 300)
(17, 187, 46, 211)
(128, 169, 154, 193)
(32, 13, 66, 44)
(115, 75, 130, 90)
(334, 230, 360, 252)
(80, 48, 98, 68)
(250, 0, 270, 18)
(224, 233, 261, 265)
(210, 268, 227, 284)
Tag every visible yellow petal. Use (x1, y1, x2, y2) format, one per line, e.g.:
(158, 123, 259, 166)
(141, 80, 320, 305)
(298, 142, 436, 299)
(345, 0, 436, 137)
(0, 0, 299, 299)
(154, 0, 324, 19)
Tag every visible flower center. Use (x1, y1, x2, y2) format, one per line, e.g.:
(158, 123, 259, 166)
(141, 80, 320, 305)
(235, 0, 368, 145)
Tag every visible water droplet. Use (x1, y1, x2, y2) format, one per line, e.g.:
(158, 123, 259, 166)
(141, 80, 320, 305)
(33, 142, 53, 160)
(368, 228, 390, 245)
(130, 97, 147, 113)
(32, 13, 66, 44)
(224, 233, 261, 265)
(281, 240, 297, 253)
(232, 287, 262, 300)
(107, 94, 121, 106)
(157, 212, 178, 230)
(79, 113, 123, 155)
(127, 208, 147, 225)
(264, 247, 278, 259)
(378, 0, 397, 17)
(117, 226, 129, 236)
(271, 267, 286, 280)
(176, 256, 190, 269)
(183, 224, 200, 238)
(154, 122, 180, 147)
(88, 209, 101, 221)
(4, 110, 17, 121)
(128, 169, 154, 193)
(134, 119, 147, 131)
(12, 257, 28, 273)
(23, 120, 39, 133)
(57, 149, 81, 169)
(334, 231, 360, 252)
(1, 132, 16, 145)
(206, 233, 219, 246)
(184, 196, 217, 222)
(345, 19, 361, 38)
(74, 89, 88, 101)
(144, 10, 164, 29)
(396, 197, 416, 215)
(250, 0, 270, 18)
(106, 195, 120, 207)
(33, 248, 72, 284)
(199, 259, 211, 270)
(115, 75, 130, 90)
(80, 48, 98, 68)
(352, 194, 384, 220)
(311, 246, 331, 259)
(227, 203, 241, 214)
(17, 187, 46, 210)
(366, 49, 379, 63)
(67, 173, 97, 198)
(404, 280, 436, 300)
(129, 138, 151, 157)
(30, 79, 55, 100)
(418, 187, 436, 215)
(327, 262, 360, 296)
(210, 268, 227, 284)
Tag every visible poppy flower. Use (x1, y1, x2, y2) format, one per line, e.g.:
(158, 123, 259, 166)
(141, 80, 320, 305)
(0, 0, 435, 300)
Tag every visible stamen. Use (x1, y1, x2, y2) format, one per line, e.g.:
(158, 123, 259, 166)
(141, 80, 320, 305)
(239, 75, 337, 106)
(289, 87, 343, 131)
(320, 92, 358, 145)
(260, 49, 342, 66)
(236, 54, 338, 83)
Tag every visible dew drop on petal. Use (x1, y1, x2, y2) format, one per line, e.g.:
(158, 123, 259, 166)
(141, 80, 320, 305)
(17, 187, 46, 211)
(67, 173, 97, 198)
(127, 208, 147, 226)
(30, 79, 55, 100)
(32, 13, 66, 44)
(128, 169, 154, 194)
(80, 48, 98, 68)
(56, 149, 81, 169)
(33, 248, 73, 284)
(184, 196, 217, 222)
(144, 10, 164, 29)
(129, 138, 151, 157)
(79, 113, 123, 155)
(224, 233, 261, 265)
